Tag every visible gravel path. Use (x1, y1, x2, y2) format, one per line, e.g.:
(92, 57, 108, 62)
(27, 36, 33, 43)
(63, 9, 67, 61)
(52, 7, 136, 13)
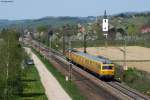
(25, 48, 72, 100)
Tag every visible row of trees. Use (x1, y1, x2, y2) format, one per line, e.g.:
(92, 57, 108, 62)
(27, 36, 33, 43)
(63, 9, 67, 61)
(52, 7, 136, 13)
(30, 18, 149, 51)
(0, 29, 24, 100)
(34, 22, 140, 41)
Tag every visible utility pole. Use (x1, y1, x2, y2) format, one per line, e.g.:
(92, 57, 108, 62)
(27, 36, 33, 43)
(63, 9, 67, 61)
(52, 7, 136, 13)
(50, 37, 52, 49)
(120, 36, 128, 81)
(123, 37, 127, 70)
(121, 38, 126, 81)
(39, 32, 40, 52)
(83, 23, 92, 53)
(83, 33, 87, 53)
(62, 26, 66, 55)
(69, 39, 72, 81)
(48, 30, 53, 50)
(50, 32, 52, 49)
(104, 33, 108, 48)
(79, 24, 87, 53)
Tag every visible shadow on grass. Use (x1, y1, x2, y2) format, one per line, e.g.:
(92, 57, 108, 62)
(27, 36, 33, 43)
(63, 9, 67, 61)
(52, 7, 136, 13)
(21, 79, 37, 82)
(19, 93, 45, 97)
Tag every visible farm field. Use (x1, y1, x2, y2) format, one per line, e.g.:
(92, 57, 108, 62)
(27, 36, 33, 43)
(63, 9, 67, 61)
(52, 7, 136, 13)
(77, 46, 150, 73)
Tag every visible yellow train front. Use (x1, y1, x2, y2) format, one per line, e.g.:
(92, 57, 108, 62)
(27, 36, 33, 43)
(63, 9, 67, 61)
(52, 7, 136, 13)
(65, 50, 115, 79)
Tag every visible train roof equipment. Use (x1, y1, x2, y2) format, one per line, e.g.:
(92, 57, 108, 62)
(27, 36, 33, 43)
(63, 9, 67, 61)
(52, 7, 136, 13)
(73, 51, 112, 64)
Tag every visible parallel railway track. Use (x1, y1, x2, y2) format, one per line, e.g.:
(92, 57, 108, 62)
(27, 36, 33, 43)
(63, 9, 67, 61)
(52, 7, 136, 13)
(30, 40, 150, 100)
(107, 82, 149, 100)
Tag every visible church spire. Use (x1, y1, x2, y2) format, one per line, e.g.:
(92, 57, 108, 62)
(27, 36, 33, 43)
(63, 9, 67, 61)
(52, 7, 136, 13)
(104, 10, 107, 19)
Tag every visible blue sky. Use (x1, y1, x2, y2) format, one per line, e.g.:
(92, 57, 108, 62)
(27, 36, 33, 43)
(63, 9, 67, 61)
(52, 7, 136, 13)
(0, 0, 150, 20)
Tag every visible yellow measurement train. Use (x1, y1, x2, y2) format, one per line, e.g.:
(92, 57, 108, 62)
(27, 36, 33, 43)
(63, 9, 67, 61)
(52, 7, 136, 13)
(65, 50, 115, 79)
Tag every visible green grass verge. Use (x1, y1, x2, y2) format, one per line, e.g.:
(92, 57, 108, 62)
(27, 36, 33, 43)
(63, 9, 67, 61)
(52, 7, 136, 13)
(124, 68, 150, 95)
(32, 48, 85, 100)
(115, 66, 150, 96)
(16, 65, 48, 100)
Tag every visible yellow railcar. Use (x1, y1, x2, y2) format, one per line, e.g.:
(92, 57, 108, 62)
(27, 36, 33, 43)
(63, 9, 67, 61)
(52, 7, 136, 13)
(65, 50, 115, 79)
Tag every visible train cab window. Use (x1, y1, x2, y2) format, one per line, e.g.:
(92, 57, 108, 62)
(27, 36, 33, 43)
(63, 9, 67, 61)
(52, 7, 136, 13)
(103, 66, 113, 70)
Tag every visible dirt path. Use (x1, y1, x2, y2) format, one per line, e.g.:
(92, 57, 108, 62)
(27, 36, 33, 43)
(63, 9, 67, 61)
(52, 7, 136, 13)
(25, 48, 71, 100)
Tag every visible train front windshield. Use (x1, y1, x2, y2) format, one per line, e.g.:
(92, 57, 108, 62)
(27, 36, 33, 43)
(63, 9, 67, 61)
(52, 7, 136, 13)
(102, 66, 113, 70)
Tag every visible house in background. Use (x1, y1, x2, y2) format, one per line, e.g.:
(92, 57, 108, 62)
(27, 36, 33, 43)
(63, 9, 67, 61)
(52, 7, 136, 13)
(141, 25, 150, 34)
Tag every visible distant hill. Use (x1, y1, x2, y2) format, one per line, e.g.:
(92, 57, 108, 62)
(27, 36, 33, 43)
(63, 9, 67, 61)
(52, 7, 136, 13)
(0, 11, 150, 30)
(0, 16, 96, 30)
(0, 19, 27, 29)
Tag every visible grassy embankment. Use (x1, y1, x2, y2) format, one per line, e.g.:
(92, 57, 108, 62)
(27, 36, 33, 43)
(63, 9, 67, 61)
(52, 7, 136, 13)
(115, 66, 150, 96)
(17, 64, 47, 100)
(32, 48, 85, 100)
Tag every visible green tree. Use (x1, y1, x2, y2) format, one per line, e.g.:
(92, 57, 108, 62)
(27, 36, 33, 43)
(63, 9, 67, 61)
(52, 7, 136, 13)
(0, 29, 24, 100)
(37, 25, 48, 33)
(93, 23, 103, 40)
(37, 25, 49, 44)
(126, 24, 138, 36)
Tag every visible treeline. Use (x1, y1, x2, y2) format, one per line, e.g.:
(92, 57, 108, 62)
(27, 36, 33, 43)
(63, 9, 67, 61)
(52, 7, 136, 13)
(0, 16, 92, 31)
(114, 11, 150, 18)
(0, 29, 24, 100)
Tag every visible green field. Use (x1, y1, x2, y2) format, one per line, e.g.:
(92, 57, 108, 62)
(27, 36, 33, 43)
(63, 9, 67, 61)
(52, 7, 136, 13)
(16, 65, 47, 100)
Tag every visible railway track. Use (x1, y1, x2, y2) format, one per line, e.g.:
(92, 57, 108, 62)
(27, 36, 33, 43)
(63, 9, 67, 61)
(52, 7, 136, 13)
(32, 45, 120, 100)
(52, 52, 150, 100)
(107, 82, 149, 100)
(30, 40, 150, 100)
